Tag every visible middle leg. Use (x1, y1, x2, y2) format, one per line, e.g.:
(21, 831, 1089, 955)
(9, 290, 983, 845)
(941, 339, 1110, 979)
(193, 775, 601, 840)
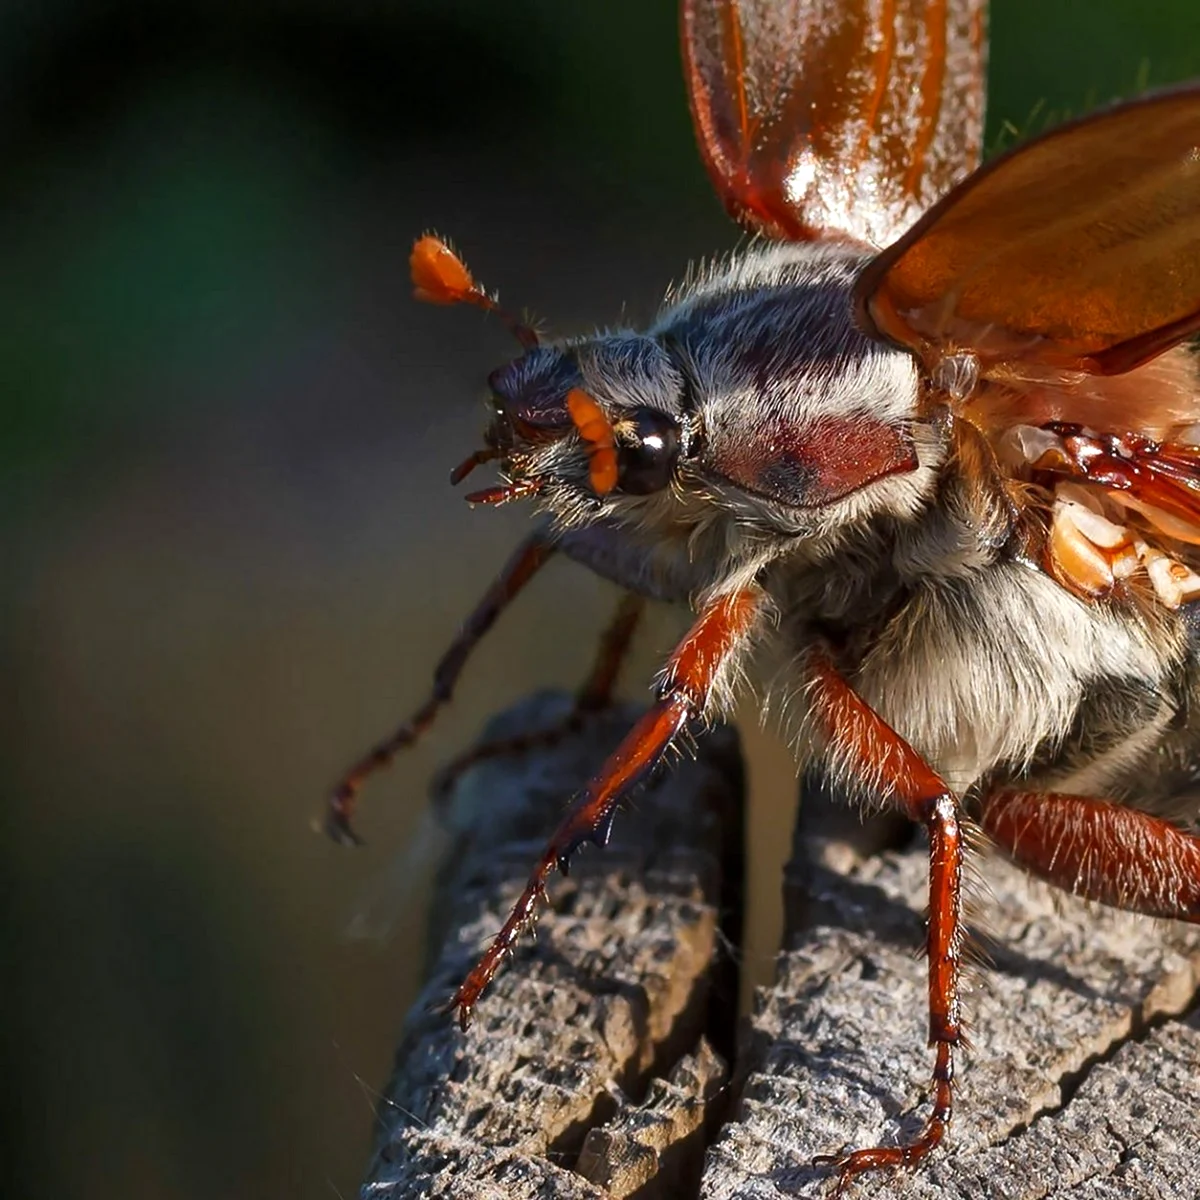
(805, 647, 965, 1189)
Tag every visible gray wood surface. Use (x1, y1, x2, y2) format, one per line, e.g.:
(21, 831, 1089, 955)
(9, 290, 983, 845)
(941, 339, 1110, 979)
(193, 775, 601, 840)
(704, 785, 1200, 1198)
(364, 693, 743, 1199)
(364, 697, 1200, 1198)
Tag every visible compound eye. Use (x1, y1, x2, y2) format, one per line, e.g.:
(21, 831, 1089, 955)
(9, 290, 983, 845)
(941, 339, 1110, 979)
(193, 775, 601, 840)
(616, 407, 681, 495)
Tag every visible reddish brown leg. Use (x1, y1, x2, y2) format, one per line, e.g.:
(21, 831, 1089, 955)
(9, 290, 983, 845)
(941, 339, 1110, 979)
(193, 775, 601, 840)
(575, 591, 646, 712)
(325, 532, 556, 846)
(431, 592, 647, 794)
(981, 789, 1200, 920)
(805, 648, 964, 1191)
(445, 586, 766, 1028)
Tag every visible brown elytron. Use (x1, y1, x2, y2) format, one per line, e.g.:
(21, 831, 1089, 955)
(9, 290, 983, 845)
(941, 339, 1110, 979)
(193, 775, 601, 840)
(858, 90, 1200, 376)
(681, 0, 986, 245)
(329, 0, 1200, 1190)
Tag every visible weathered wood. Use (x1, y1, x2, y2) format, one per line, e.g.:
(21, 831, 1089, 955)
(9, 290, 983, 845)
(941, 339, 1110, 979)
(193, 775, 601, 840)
(366, 700, 1200, 1198)
(576, 1038, 728, 1198)
(364, 692, 743, 1199)
(700, 783, 1200, 1198)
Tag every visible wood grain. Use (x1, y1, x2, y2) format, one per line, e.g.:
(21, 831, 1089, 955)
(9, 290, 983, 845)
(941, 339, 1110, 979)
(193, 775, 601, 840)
(701, 782, 1200, 1198)
(364, 701, 1200, 1198)
(363, 692, 743, 1198)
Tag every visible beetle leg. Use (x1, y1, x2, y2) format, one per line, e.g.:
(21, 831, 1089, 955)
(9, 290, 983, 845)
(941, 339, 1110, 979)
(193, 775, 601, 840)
(981, 789, 1200, 920)
(430, 592, 646, 795)
(575, 591, 646, 712)
(325, 531, 557, 845)
(805, 648, 964, 1189)
(445, 585, 766, 1029)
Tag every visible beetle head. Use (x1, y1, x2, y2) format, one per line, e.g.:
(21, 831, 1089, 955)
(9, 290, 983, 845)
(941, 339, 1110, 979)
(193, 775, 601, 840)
(417, 237, 941, 547)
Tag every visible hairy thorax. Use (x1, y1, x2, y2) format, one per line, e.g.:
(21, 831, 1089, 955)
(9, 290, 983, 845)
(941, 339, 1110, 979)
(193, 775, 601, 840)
(527, 242, 1199, 809)
(770, 463, 1193, 802)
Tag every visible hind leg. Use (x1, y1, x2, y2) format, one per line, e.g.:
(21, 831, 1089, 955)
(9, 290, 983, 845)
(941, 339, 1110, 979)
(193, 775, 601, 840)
(980, 788, 1200, 919)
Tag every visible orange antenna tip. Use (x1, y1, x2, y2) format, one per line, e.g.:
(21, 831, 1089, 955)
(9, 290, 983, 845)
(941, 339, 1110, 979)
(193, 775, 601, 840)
(410, 235, 478, 306)
(409, 233, 539, 350)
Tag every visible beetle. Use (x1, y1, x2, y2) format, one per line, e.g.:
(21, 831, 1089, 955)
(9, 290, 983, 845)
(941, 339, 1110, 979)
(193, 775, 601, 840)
(327, 0, 1200, 1186)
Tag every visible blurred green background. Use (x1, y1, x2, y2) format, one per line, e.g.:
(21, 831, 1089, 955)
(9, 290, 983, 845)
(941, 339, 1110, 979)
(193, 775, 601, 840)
(3, 2, 1198, 1197)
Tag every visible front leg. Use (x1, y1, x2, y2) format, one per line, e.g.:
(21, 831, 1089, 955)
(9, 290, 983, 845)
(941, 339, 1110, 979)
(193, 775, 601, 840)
(326, 530, 557, 845)
(446, 584, 768, 1028)
(805, 648, 965, 1191)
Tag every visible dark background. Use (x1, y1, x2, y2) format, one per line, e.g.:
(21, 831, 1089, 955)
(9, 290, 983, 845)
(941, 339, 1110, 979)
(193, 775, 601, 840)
(3, 3, 1198, 1198)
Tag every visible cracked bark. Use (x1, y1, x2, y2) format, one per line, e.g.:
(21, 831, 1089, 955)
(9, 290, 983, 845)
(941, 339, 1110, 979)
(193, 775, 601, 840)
(362, 693, 743, 1199)
(700, 781, 1200, 1199)
(363, 700, 1200, 1198)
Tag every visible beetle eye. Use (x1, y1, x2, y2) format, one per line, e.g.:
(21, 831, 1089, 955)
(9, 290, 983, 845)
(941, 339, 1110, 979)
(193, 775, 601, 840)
(616, 407, 681, 495)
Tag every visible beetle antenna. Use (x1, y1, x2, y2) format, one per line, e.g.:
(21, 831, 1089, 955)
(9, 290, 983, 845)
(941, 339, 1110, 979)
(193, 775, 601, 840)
(410, 234, 540, 350)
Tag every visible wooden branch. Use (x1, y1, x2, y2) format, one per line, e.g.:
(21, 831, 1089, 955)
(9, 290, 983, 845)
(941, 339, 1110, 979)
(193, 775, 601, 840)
(701, 781, 1200, 1198)
(363, 700, 1200, 1198)
(363, 692, 743, 1199)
